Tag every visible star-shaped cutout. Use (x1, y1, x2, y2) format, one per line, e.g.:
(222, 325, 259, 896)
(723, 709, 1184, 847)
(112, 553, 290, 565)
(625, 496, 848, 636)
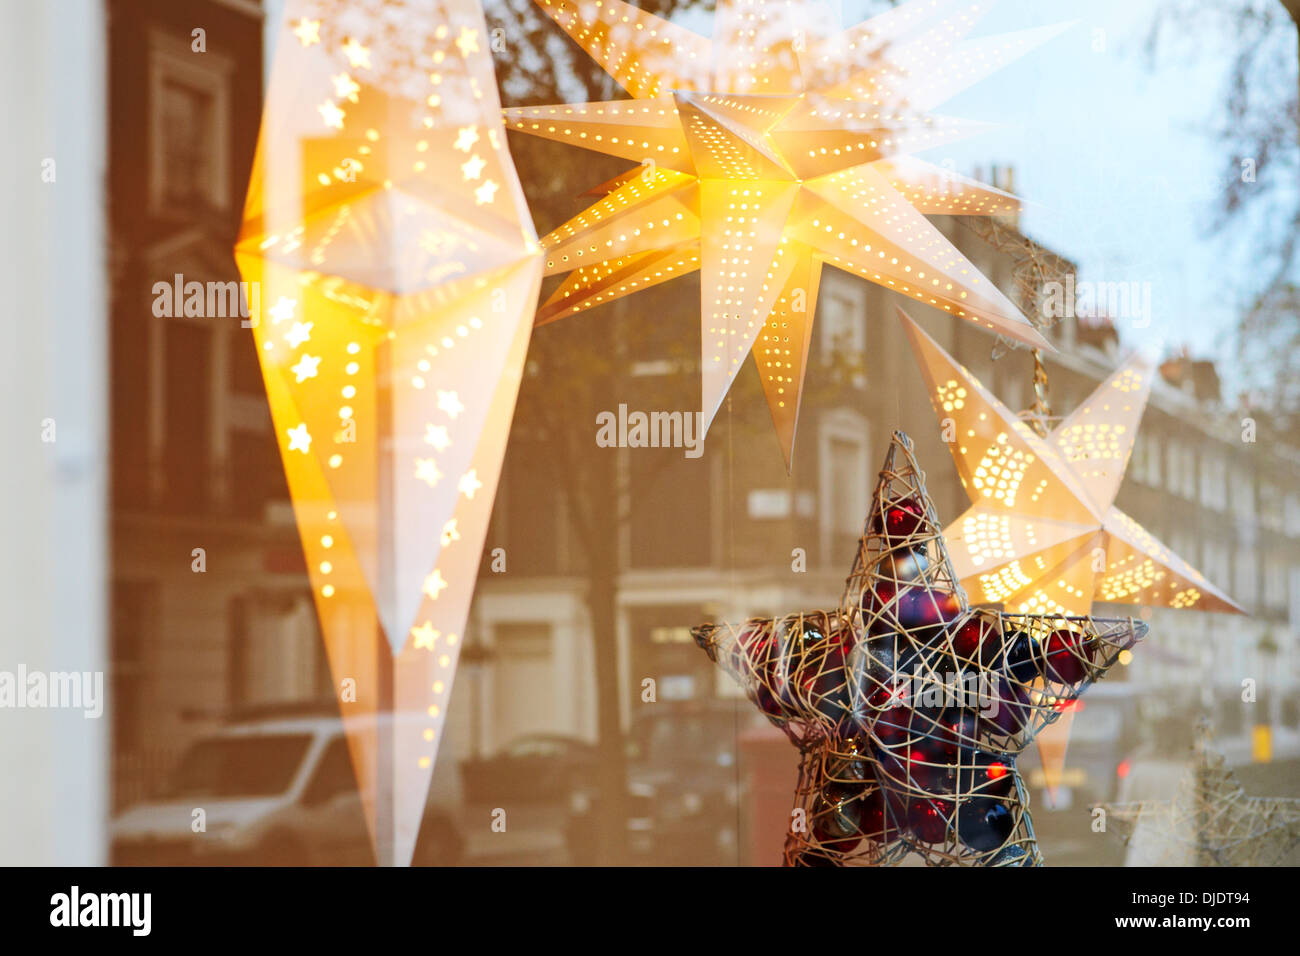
(461, 155, 486, 181)
(237, 0, 545, 871)
(424, 424, 451, 451)
(286, 423, 312, 454)
(331, 73, 361, 102)
(267, 296, 297, 324)
(422, 569, 448, 600)
(414, 458, 443, 488)
(508, 0, 1069, 467)
(437, 390, 464, 418)
(455, 26, 479, 58)
(440, 519, 460, 547)
(291, 353, 321, 383)
(458, 469, 482, 499)
(474, 179, 498, 205)
(318, 100, 346, 130)
(692, 431, 1147, 866)
(900, 309, 1242, 617)
(453, 126, 479, 152)
(411, 621, 439, 651)
(292, 18, 320, 47)
(1098, 719, 1300, 866)
(285, 321, 313, 348)
(341, 37, 371, 70)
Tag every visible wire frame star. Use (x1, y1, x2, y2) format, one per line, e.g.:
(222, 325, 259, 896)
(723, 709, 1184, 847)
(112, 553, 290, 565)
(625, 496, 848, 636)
(693, 430, 1147, 866)
(508, 0, 1069, 467)
(235, 0, 541, 866)
(1098, 719, 1300, 866)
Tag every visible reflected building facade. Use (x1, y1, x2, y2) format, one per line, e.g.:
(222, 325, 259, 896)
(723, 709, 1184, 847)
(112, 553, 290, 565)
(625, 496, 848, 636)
(103, 0, 1300, 859)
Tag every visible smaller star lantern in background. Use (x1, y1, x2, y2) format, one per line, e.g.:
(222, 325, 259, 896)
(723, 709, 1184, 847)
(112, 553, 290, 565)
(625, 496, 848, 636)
(1098, 719, 1300, 866)
(899, 307, 1241, 617)
(898, 307, 1242, 795)
(693, 431, 1147, 866)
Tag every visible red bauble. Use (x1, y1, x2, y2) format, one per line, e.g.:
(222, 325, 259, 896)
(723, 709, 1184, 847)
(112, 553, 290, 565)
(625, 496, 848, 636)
(956, 749, 1016, 800)
(882, 497, 926, 539)
(945, 711, 981, 749)
(909, 707, 958, 761)
(752, 684, 785, 720)
(860, 785, 900, 844)
(951, 618, 993, 660)
(908, 798, 952, 844)
(1043, 628, 1093, 684)
(873, 706, 912, 748)
(896, 587, 962, 633)
(981, 682, 1032, 738)
(861, 581, 897, 635)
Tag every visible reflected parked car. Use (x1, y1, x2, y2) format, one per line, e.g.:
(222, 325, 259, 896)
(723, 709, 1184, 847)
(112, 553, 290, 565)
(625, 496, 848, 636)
(111, 708, 463, 866)
(460, 734, 597, 805)
(565, 700, 748, 865)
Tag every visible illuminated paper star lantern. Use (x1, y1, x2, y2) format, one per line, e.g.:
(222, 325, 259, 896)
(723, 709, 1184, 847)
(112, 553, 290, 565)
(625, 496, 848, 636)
(507, 0, 1067, 466)
(235, 0, 541, 865)
(693, 431, 1147, 865)
(899, 307, 1242, 793)
(1099, 719, 1300, 866)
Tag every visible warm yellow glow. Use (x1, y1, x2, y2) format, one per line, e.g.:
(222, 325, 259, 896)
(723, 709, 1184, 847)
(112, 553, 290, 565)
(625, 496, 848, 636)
(902, 309, 1240, 618)
(511, 0, 1066, 466)
(235, 0, 542, 867)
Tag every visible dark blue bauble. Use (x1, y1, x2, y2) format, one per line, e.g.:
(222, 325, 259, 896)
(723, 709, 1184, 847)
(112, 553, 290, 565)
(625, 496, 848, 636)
(956, 798, 1016, 852)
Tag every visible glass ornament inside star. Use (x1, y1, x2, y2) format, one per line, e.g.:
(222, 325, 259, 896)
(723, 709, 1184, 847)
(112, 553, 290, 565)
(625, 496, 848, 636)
(508, 0, 1070, 465)
(693, 431, 1148, 866)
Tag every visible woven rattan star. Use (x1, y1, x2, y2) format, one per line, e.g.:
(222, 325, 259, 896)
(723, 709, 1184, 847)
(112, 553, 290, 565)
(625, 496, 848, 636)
(694, 431, 1148, 865)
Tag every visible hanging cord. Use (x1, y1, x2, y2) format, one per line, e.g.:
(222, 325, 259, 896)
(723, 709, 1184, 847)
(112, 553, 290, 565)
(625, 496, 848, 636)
(1021, 348, 1054, 439)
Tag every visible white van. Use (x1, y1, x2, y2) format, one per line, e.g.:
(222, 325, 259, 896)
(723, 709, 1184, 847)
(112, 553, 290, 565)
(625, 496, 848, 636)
(111, 711, 463, 866)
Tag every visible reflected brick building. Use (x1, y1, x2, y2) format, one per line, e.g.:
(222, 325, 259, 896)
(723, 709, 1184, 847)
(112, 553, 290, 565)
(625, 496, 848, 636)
(107, 0, 333, 807)
(103, 0, 1300, 861)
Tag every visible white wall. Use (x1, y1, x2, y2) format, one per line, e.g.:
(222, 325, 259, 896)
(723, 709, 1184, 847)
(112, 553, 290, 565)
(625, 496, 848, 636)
(0, 0, 108, 865)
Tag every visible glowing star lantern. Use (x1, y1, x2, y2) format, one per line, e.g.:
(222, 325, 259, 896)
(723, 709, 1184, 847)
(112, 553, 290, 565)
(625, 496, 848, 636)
(899, 307, 1242, 792)
(693, 431, 1147, 866)
(1100, 719, 1300, 867)
(507, 0, 1068, 467)
(235, 0, 542, 866)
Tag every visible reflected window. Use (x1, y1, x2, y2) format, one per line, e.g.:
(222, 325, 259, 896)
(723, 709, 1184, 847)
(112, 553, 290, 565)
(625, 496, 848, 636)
(819, 412, 869, 566)
(159, 79, 214, 207)
(148, 31, 232, 214)
(167, 734, 313, 799)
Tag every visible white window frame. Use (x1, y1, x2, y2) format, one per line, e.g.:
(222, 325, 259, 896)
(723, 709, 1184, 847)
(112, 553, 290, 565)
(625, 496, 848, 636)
(148, 30, 234, 215)
(818, 409, 870, 564)
(818, 274, 867, 388)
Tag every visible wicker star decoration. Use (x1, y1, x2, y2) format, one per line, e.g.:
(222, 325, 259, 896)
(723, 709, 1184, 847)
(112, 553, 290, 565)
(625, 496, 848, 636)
(693, 431, 1147, 866)
(1098, 719, 1300, 867)
(507, 0, 1069, 466)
